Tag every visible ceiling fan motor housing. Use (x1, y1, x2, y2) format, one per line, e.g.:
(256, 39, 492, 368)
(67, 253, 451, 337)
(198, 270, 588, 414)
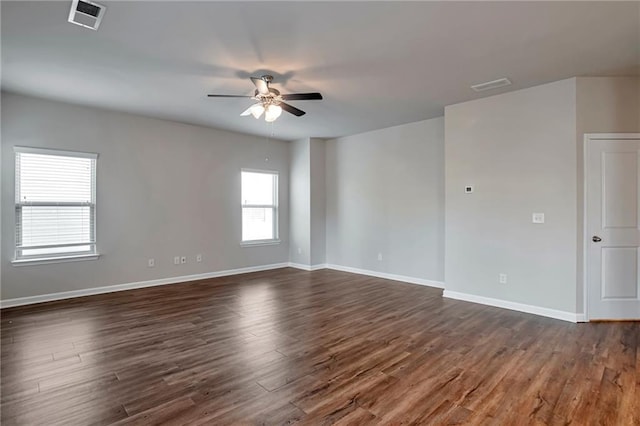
(254, 88, 281, 98)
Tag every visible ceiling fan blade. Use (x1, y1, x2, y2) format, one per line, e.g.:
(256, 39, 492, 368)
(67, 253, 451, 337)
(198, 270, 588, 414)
(207, 94, 252, 98)
(281, 92, 323, 101)
(280, 102, 306, 117)
(250, 77, 270, 95)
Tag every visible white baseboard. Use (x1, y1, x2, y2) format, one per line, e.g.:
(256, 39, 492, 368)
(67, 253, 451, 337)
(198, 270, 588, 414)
(1, 261, 442, 309)
(325, 264, 445, 289)
(288, 263, 327, 271)
(2, 262, 585, 324)
(443, 290, 582, 323)
(0, 262, 290, 309)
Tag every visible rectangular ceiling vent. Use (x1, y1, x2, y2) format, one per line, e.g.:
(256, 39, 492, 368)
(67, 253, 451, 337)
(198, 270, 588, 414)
(68, 0, 106, 30)
(471, 78, 512, 92)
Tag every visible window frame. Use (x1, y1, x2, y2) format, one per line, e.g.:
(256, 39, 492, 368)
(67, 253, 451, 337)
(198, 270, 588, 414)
(240, 168, 280, 246)
(12, 146, 99, 265)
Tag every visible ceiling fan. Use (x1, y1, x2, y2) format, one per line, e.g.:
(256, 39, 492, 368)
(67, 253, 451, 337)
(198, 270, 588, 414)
(207, 75, 323, 122)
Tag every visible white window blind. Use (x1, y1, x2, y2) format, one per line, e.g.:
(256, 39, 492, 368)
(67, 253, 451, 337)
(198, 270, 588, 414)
(241, 170, 278, 242)
(15, 147, 97, 260)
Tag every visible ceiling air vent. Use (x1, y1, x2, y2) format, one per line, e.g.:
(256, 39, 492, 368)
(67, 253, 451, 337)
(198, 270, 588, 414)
(471, 78, 512, 92)
(68, 0, 106, 30)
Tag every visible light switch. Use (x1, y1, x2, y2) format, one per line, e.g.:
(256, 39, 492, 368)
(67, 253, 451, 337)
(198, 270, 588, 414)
(532, 213, 545, 224)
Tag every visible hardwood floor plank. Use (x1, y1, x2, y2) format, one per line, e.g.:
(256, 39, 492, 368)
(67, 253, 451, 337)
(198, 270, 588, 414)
(113, 396, 196, 426)
(1, 268, 638, 424)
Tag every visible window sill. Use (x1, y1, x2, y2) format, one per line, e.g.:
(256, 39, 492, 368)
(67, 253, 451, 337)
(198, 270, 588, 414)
(12, 254, 101, 267)
(240, 239, 281, 247)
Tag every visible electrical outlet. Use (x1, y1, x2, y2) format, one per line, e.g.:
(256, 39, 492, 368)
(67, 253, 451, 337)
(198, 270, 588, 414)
(196, 254, 202, 263)
(148, 258, 155, 268)
(377, 252, 383, 261)
(532, 213, 545, 224)
(297, 247, 302, 254)
(174, 256, 180, 265)
(499, 273, 507, 284)
(180, 256, 187, 264)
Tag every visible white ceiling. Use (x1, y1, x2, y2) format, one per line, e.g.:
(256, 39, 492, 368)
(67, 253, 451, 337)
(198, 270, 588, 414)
(2, 1, 639, 141)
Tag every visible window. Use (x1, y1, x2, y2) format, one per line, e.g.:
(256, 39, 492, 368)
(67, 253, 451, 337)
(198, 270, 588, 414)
(241, 170, 278, 244)
(14, 147, 98, 262)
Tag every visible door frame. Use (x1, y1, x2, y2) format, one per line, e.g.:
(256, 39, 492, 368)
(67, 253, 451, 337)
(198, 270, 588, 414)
(583, 133, 640, 321)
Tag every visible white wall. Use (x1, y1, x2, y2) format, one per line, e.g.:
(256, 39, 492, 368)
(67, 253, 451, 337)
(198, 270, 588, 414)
(325, 117, 445, 282)
(575, 76, 640, 311)
(1, 92, 290, 300)
(288, 138, 311, 265)
(310, 138, 326, 266)
(444, 79, 578, 313)
(288, 137, 326, 268)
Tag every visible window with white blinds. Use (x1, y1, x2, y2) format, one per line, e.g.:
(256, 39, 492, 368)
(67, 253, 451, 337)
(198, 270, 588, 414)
(241, 170, 278, 243)
(14, 147, 97, 261)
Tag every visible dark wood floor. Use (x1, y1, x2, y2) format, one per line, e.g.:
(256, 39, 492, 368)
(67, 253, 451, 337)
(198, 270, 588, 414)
(1, 268, 638, 425)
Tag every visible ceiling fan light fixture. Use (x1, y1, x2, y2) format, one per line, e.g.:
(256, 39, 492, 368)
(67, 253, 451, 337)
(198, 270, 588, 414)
(264, 104, 282, 122)
(249, 103, 265, 119)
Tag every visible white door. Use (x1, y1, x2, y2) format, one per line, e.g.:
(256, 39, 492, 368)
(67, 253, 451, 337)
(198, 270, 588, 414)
(586, 134, 640, 320)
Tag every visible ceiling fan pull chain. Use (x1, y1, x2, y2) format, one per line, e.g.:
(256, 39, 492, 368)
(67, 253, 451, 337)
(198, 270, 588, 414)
(263, 122, 273, 163)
